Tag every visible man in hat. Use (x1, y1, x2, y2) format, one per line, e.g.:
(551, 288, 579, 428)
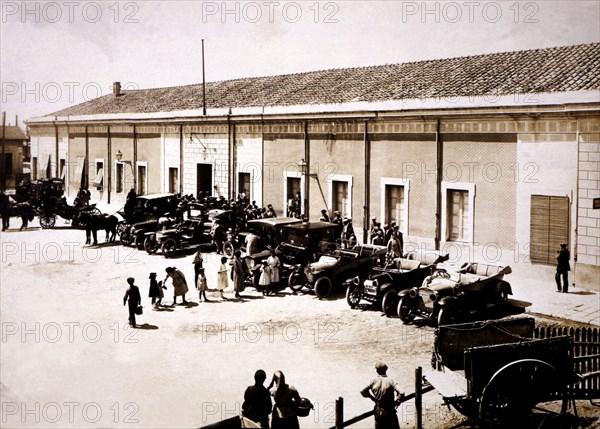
(341, 217, 356, 249)
(319, 209, 330, 223)
(555, 243, 571, 293)
(123, 277, 141, 327)
(361, 362, 404, 429)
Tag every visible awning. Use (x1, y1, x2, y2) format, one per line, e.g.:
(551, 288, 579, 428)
(91, 168, 104, 188)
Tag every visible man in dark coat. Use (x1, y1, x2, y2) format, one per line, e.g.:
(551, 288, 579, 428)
(242, 369, 272, 428)
(555, 243, 571, 293)
(0, 192, 10, 231)
(123, 277, 141, 327)
(361, 362, 404, 429)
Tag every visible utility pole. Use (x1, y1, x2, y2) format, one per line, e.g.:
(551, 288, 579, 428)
(1, 112, 6, 192)
(202, 39, 206, 116)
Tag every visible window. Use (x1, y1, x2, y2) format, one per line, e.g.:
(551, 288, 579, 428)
(441, 182, 475, 244)
(137, 164, 147, 196)
(169, 168, 179, 194)
(385, 185, 405, 231)
(32, 157, 38, 180)
(2, 153, 13, 176)
(283, 172, 304, 217)
(530, 195, 569, 265)
(238, 172, 251, 197)
(92, 160, 104, 190)
(116, 163, 124, 193)
(328, 175, 353, 218)
(59, 159, 66, 180)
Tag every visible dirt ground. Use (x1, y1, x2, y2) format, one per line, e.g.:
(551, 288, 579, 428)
(1, 220, 598, 428)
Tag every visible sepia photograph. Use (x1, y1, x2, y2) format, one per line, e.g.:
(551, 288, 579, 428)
(1, 1, 599, 428)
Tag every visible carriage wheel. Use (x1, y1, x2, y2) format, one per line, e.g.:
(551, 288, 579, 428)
(120, 228, 134, 246)
(397, 296, 417, 324)
(382, 289, 399, 317)
(479, 359, 564, 425)
(346, 284, 362, 308)
(288, 271, 305, 293)
(144, 235, 160, 254)
(223, 241, 235, 258)
(161, 238, 178, 258)
(39, 214, 56, 229)
(314, 276, 333, 299)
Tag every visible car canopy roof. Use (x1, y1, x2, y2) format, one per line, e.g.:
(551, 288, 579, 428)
(247, 217, 302, 228)
(283, 221, 337, 231)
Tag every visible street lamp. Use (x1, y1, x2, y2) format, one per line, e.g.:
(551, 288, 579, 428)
(298, 158, 329, 219)
(115, 150, 136, 191)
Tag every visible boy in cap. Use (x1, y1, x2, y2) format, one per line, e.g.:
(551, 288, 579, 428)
(555, 243, 571, 293)
(361, 362, 404, 429)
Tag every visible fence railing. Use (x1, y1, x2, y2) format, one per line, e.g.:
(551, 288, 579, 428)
(534, 326, 600, 399)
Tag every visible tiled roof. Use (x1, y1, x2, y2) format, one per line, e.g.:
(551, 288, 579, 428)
(48, 43, 600, 117)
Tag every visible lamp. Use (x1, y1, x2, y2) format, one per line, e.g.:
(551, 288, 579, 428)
(115, 150, 136, 189)
(298, 158, 329, 219)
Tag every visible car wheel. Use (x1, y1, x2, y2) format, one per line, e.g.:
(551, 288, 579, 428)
(144, 235, 159, 254)
(288, 271, 304, 293)
(120, 229, 133, 246)
(161, 238, 178, 258)
(382, 289, 399, 317)
(314, 276, 333, 299)
(346, 284, 362, 308)
(223, 241, 235, 258)
(437, 305, 461, 326)
(397, 296, 417, 324)
(39, 214, 56, 229)
(134, 233, 146, 250)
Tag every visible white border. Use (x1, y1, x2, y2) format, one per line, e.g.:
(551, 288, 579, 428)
(136, 161, 148, 195)
(441, 181, 476, 244)
(283, 171, 305, 216)
(380, 177, 410, 236)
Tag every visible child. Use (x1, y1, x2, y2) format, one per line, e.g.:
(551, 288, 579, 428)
(197, 267, 209, 302)
(217, 256, 228, 300)
(148, 272, 160, 308)
(258, 260, 272, 296)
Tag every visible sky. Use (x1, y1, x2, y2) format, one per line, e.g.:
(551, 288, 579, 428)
(1, 0, 599, 125)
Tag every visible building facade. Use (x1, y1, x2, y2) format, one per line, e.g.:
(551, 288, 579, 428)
(27, 43, 600, 289)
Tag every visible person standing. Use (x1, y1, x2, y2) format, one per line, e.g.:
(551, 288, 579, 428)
(555, 243, 571, 293)
(148, 272, 161, 308)
(267, 250, 281, 295)
(197, 267, 209, 302)
(0, 191, 10, 231)
(259, 261, 272, 297)
(268, 371, 301, 429)
(164, 267, 189, 305)
(217, 256, 229, 300)
(123, 277, 141, 327)
(242, 370, 272, 429)
(360, 362, 404, 429)
(232, 250, 245, 299)
(192, 249, 204, 289)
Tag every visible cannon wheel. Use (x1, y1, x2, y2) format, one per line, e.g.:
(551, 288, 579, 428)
(288, 271, 305, 293)
(144, 235, 160, 254)
(382, 289, 399, 317)
(479, 359, 566, 425)
(346, 284, 362, 308)
(39, 214, 56, 229)
(397, 296, 417, 323)
(161, 238, 178, 258)
(314, 276, 333, 299)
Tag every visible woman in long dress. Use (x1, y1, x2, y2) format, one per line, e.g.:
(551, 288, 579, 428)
(267, 250, 281, 295)
(216, 256, 228, 300)
(164, 267, 189, 305)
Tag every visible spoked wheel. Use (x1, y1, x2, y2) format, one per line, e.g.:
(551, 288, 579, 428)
(120, 227, 134, 246)
(346, 284, 362, 308)
(381, 289, 399, 317)
(39, 214, 56, 229)
(288, 271, 305, 293)
(161, 238, 178, 258)
(223, 241, 235, 258)
(397, 296, 417, 324)
(144, 235, 160, 254)
(314, 276, 333, 299)
(437, 305, 462, 326)
(479, 359, 564, 426)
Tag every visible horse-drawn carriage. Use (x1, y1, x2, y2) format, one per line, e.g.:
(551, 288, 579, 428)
(424, 317, 600, 426)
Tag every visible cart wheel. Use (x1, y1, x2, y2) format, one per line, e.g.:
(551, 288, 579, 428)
(116, 223, 128, 237)
(437, 305, 462, 326)
(134, 233, 146, 250)
(223, 241, 235, 258)
(382, 289, 399, 317)
(144, 235, 160, 254)
(161, 238, 178, 258)
(120, 228, 134, 246)
(314, 276, 333, 299)
(288, 271, 305, 293)
(479, 359, 564, 425)
(39, 214, 56, 229)
(346, 284, 362, 308)
(397, 296, 417, 323)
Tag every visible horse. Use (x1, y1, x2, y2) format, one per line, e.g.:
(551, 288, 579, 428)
(0, 201, 35, 231)
(78, 212, 118, 245)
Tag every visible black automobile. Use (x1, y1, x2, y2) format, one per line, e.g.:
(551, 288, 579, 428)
(223, 217, 302, 257)
(117, 193, 177, 247)
(345, 253, 449, 316)
(397, 262, 513, 326)
(288, 243, 387, 299)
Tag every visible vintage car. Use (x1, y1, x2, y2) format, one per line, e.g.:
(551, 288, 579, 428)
(345, 252, 449, 316)
(144, 203, 212, 257)
(288, 244, 387, 299)
(397, 262, 513, 326)
(117, 193, 177, 247)
(222, 217, 302, 257)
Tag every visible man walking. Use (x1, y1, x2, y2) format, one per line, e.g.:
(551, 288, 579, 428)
(555, 243, 571, 293)
(361, 362, 404, 429)
(123, 277, 141, 327)
(242, 369, 272, 428)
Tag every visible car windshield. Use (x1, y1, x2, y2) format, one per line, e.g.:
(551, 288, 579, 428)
(285, 229, 307, 246)
(189, 208, 203, 218)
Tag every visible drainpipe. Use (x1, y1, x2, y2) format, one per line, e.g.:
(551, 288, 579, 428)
(364, 119, 370, 244)
(179, 124, 184, 194)
(54, 121, 59, 177)
(229, 115, 235, 200)
(304, 120, 310, 219)
(107, 125, 111, 204)
(435, 118, 442, 251)
(84, 125, 89, 189)
(133, 125, 137, 191)
(573, 118, 580, 288)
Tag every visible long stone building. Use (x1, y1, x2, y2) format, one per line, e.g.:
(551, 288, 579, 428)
(27, 43, 600, 289)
